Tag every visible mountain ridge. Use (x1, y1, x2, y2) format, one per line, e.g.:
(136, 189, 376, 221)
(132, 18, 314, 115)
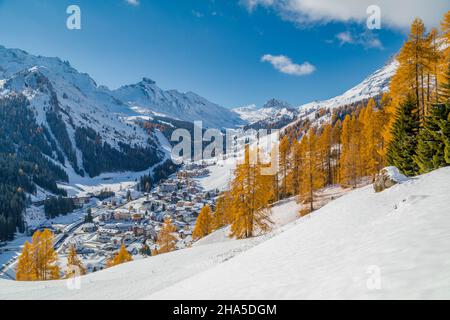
(0, 45, 163, 181)
(232, 60, 398, 128)
(111, 77, 244, 128)
(0, 43, 399, 182)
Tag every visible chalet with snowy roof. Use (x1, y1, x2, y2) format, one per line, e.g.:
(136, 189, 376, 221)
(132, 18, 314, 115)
(114, 209, 131, 221)
(157, 182, 177, 193)
(131, 212, 144, 221)
(97, 227, 120, 236)
(82, 223, 97, 233)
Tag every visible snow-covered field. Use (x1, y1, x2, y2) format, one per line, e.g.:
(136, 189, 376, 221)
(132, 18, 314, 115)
(193, 160, 236, 192)
(151, 168, 450, 300)
(1, 167, 449, 300)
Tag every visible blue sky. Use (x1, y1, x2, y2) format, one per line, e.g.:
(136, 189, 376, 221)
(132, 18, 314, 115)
(0, 0, 448, 108)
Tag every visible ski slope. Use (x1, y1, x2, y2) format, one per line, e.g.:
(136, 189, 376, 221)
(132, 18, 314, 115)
(1, 167, 449, 299)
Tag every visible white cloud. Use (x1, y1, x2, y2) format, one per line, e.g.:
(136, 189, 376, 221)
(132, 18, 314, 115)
(261, 54, 315, 76)
(335, 31, 383, 49)
(242, 0, 450, 30)
(125, 0, 139, 6)
(241, 0, 275, 12)
(336, 31, 354, 44)
(365, 37, 383, 49)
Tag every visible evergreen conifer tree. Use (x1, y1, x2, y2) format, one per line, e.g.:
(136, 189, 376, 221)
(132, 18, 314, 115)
(387, 96, 421, 176)
(414, 103, 450, 173)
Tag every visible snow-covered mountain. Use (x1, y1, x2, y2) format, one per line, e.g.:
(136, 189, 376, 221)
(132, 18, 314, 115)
(296, 59, 399, 121)
(0, 45, 164, 179)
(262, 98, 292, 110)
(2, 167, 449, 299)
(112, 78, 244, 128)
(0, 42, 400, 188)
(234, 59, 398, 129)
(233, 99, 298, 126)
(0, 44, 248, 184)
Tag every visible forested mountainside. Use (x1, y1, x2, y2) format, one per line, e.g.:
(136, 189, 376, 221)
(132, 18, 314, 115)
(0, 43, 244, 242)
(0, 95, 68, 241)
(0, 46, 166, 241)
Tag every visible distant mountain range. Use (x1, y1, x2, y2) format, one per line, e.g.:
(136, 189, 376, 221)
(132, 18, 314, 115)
(296, 59, 398, 120)
(0, 44, 398, 182)
(111, 77, 244, 129)
(234, 98, 293, 121)
(0, 44, 246, 182)
(233, 59, 398, 128)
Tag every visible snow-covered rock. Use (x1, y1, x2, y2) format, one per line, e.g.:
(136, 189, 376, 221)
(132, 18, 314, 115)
(374, 166, 409, 193)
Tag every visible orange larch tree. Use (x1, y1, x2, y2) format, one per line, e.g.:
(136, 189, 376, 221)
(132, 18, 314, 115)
(107, 243, 133, 267)
(16, 241, 36, 281)
(154, 218, 178, 255)
(192, 205, 213, 240)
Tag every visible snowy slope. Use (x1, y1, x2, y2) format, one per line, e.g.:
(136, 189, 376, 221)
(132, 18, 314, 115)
(296, 60, 398, 121)
(0, 45, 163, 177)
(1, 167, 449, 299)
(0, 195, 303, 299)
(150, 168, 450, 299)
(112, 78, 244, 129)
(0, 44, 247, 182)
(234, 60, 397, 129)
(214, 61, 399, 195)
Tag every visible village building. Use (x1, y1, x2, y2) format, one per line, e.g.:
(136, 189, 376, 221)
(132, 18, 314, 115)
(97, 227, 120, 237)
(82, 223, 97, 233)
(131, 212, 143, 221)
(157, 182, 178, 193)
(114, 209, 131, 221)
(71, 196, 91, 207)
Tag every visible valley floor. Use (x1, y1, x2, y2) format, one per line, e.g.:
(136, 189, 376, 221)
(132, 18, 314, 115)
(1, 167, 449, 299)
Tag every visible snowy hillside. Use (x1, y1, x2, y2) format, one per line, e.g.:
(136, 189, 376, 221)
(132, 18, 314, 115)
(197, 61, 400, 192)
(0, 44, 248, 182)
(234, 60, 397, 129)
(151, 168, 450, 300)
(0, 46, 149, 147)
(112, 78, 244, 129)
(0, 45, 165, 179)
(296, 60, 398, 121)
(1, 167, 449, 299)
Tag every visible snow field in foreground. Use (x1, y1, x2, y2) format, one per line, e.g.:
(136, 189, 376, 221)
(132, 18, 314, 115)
(1, 168, 449, 299)
(150, 168, 450, 299)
